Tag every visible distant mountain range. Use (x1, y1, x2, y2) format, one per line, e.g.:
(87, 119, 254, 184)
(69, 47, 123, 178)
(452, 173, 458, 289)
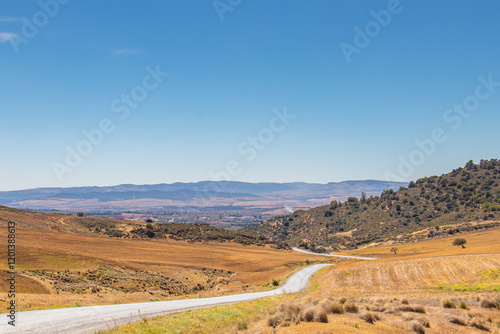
(0, 180, 407, 214)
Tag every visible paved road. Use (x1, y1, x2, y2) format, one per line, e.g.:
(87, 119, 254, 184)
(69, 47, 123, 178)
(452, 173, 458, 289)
(0, 264, 332, 334)
(292, 247, 376, 260)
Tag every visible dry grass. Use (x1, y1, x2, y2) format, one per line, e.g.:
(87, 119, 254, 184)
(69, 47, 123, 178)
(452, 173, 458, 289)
(481, 298, 499, 309)
(447, 315, 468, 326)
(399, 305, 426, 313)
(360, 312, 380, 324)
(470, 319, 490, 331)
(342, 226, 500, 259)
(402, 314, 430, 328)
(320, 299, 344, 314)
(411, 321, 426, 334)
(0, 270, 49, 294)
(443, 300, 456, 308)
(344, 302, 359, 313)
(315, 309, 328, 323)
(316, 253, 500, 295)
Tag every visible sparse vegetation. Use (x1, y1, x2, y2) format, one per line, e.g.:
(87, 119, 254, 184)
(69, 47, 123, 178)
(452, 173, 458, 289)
(481, 298, 499, 309)
(443, 300, 456, 308)
(411, 321, 426, 334)
(344, 302, 359, 313)
(399, 305, 426, 313)
(447, 316, 467, 326)
(360, 312, 380, 324)
(320, 300, 344, 314)
(246, 159, 500, 251)
(315, 309, 329, 323)
(470, 319, 490, 331)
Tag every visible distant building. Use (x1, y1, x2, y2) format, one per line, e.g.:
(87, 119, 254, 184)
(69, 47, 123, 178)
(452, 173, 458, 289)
(76, 212, 84, 217)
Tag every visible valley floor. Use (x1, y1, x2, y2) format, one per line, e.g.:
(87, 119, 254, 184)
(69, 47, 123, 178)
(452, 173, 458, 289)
(0, 226, 324, 311)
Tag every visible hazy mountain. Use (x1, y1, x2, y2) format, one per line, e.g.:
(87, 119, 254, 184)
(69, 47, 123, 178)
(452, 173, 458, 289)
(0, 180, 407, 213)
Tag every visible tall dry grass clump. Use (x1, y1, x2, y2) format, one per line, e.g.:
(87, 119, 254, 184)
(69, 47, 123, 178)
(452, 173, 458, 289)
(301, 308, 316, 322)
(411, 321, 426, 334)
(442, 300, 456, 308)
(447, 316, 467, 326)
(359, 312, 380, 324)
(470, 319, 490, 331)
(344, 302, 359, 313)
(399, 305, 426, 313)
(315, 309, 328, 323)
(480, 298, 499, 309)
(402, 314, 430, 328)
(320, 299, 344, 314)
(268, 301, 330, 327)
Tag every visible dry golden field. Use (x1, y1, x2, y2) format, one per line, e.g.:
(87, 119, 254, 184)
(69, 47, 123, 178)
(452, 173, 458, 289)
(0, 208, 326, 311)
(232, 228, 500, 334)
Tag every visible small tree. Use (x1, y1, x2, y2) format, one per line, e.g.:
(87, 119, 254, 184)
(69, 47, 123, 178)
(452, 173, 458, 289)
(361, 192, 367, 204)
(390, 247, 398, 254)
(453, 238, 467, 248)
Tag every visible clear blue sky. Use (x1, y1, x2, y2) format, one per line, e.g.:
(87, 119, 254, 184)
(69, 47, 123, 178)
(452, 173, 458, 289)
(1, 0, 499, 191)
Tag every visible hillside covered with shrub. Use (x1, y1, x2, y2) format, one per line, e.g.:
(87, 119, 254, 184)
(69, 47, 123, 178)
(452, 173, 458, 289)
(245, 159, 500, 252)
(0, 205, 287, 248)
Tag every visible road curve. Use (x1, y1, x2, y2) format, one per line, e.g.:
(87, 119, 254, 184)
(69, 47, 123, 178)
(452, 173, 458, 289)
(0, 264, 332, 334)
(292, 247, 376, 260)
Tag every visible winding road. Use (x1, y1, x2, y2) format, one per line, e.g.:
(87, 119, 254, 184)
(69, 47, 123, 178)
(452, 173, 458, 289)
(1, 264, 332, 334)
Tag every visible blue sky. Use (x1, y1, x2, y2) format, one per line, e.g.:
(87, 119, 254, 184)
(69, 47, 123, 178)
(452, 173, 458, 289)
(1, 0, 499, 191)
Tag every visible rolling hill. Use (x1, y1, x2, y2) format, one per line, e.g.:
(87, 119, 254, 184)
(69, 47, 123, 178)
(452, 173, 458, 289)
(0, 205, 319, 312)
(245, 159, 500, 252)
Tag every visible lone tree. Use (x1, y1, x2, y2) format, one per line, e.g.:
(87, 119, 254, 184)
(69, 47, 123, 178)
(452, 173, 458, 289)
(453, 238, 467, 248)
(390, 247, 398, 254)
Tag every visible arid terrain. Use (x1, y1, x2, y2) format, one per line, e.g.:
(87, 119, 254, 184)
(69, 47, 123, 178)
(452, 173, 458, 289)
(2, 177, 500, 333)
(0, 206, 329, 312)
(104, 226, 500, 333)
